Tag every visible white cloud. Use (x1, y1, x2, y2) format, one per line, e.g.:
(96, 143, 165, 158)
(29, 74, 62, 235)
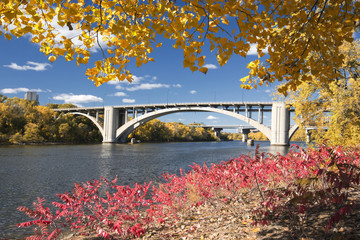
(126, 83, 170, 91)
(203, 64, 218, 69)
(1, 88, 29, 94)
(0, 88, 50, 94)
(173, 84, 182, 88)
(248, 43, 269, 56)
(248, 44, 258, 55)
(190, 90, 197, 94)
(122, 98, 136, 103)
(110, 92, 127, 97)
(3, 61, 51, 71)
(107, 75, 156, 86)
(107, 80, 121, 85)
(131, 75, 145, 84)
(47, 16, 107, 53)
(115, 85, 124, 90)
(265, 89, 272, 93)
(207, 115, 219, 120)
(53, 93, 103, 104)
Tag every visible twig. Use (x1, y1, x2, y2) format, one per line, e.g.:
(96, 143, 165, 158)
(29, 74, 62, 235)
(254, 172, 265, 202)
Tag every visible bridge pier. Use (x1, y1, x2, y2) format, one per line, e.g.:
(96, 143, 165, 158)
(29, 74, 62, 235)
(270, 102, 290, 146)
(306, 129, 312, 143)
(240, 129, 251, 142)
(212, 127, 223, 139)
(103, 107, 120, 143)
(258, 105, 263, 124)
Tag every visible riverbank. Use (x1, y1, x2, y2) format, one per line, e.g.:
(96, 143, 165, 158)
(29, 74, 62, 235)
(0, 138, 234, 146)
(17, 144, 360, 240)
(59, 188, 360, 240)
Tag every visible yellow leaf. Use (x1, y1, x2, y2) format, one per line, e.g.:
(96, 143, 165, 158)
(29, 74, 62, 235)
(241, 84, 253, 90)
(199, 67, 208, 74)
(54, 48, 66, 56)
(5, 33, 12, 40)
(48, 55, 57, 62)
(197, 56, 205, 66)
(136, 57, 142, 67)
(247, 60, 260, 69)
(189, 65, 198, 72)
(126, 74, 133, 82)
(65, 54, 73, 61)
(221, 17, 229, 25)
(252, 227, 261, 233)
(210, 41, 215, 52)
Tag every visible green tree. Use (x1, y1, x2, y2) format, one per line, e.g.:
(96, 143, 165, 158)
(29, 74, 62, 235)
(1, 0, 359, 93)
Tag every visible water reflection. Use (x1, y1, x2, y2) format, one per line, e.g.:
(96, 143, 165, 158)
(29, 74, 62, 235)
(98, 144, 115, 179)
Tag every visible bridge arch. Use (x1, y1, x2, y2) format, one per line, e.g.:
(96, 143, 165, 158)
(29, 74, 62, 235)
(59, 112, 105, 139)
(115, 106, 271, 142)
(288, 124, 299, 141)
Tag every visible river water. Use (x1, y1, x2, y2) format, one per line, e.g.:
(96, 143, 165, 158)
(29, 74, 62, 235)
(0, 141, 302, 239)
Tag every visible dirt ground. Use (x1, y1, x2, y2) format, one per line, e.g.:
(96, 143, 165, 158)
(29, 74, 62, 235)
(140, 190, 360, 240)
(60, 189, 360, 240)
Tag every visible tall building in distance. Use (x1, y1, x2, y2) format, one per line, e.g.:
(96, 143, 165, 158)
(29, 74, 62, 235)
(24, 91, 39, 104)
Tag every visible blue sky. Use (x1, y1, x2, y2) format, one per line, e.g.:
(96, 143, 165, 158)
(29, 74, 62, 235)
(0, 34, 277, 126)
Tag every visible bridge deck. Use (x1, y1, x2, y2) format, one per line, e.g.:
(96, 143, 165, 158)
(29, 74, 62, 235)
(53, 101, 277, 112)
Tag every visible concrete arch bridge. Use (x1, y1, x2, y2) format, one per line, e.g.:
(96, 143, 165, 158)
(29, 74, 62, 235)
(54, 102, 297, 146)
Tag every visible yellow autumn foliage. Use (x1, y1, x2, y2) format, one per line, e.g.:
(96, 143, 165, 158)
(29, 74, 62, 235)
(129, 120, 217, 142)
(1, 0, 358, 94)
(281, 40, 360, 146)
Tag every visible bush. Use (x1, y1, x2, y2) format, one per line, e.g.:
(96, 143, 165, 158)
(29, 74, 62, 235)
(17, 144, 360, 239)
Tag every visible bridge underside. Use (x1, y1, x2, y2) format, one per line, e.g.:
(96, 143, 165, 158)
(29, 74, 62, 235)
(114, 106, 272, 143)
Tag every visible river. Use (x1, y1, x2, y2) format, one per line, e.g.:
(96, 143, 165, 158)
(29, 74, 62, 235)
(0, 141, 303, 239)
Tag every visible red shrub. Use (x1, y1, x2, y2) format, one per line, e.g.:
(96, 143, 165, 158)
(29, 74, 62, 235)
(17, 144, 360, 239)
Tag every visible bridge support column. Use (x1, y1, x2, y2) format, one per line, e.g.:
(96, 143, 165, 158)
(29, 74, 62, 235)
(213, 128, 223, 139)
(306, 129, 312, 143)
(103, 107, 119, 143)
(125, 109, 128, 123)
(258, 105, 263, 124)
(242, 133, 248, 142)
(240, 129, 251, 142)
(271, 102, 290, 146)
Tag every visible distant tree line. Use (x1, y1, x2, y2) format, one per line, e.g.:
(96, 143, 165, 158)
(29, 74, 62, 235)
(130, 120, 306, 142)
(221, 129, 306, 142)
(0, 95, 102, 144)
(129, 120, 218, 142)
